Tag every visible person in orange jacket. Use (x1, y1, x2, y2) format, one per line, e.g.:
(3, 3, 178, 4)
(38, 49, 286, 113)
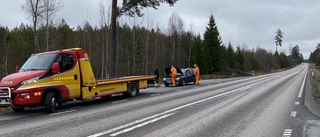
(194, 64, 200, 85)
(171, 65, 177, 86)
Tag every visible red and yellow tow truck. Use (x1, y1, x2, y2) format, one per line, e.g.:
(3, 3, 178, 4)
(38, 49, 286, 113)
(0, 48, 154, 113)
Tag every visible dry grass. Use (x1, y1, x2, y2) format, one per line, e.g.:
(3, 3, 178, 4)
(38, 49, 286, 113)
(0, 107, 11, 113)
(310, 64, 320, 98)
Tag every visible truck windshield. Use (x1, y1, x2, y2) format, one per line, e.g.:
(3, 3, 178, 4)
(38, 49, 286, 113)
(20, 53, 57, 71)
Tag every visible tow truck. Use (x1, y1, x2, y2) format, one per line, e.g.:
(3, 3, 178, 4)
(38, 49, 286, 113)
(0, 48, 154, 113)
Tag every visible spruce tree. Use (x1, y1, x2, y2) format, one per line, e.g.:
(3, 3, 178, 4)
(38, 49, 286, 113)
(203, 14, 224, 73)
(226, 41, 235, 69)
(236, 46, 245, 71)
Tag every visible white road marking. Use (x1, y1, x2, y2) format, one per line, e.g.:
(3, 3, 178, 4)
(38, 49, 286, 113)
(109, 113, 175, 136)
(290, 111, 297, 117)
(150, 93, 160, 97)
(88, 81, 263, 137)
(49, 110, 76, 116)
(112, 100, 128, 104)
(298, 73, 307, 98)
(282, 129, 292, 137)
(295, 101, 300, 105)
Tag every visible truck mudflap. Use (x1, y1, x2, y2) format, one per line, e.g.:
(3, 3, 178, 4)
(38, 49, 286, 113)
(0, 87, 12, 107)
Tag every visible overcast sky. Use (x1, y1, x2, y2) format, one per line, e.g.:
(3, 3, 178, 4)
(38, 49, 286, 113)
(1, 0, 319, 59)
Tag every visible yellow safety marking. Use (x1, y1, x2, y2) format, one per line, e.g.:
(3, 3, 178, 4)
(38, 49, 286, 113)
(53, 76, 74, 81)
(72, 48, 81, 50)
(96, 76, 154, 85)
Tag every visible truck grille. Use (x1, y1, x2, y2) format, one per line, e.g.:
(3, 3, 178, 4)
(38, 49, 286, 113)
(0, 87, 12, 106)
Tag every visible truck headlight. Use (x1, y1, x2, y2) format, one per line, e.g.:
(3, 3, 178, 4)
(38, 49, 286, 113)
(21, 77, 40, 85)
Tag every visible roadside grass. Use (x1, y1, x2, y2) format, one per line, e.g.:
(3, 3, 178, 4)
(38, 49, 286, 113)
(0, 107, 11, 113)
(309, 64, 320, 98)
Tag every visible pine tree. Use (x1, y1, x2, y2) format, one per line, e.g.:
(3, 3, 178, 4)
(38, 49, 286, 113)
(274, 28, 284, 53)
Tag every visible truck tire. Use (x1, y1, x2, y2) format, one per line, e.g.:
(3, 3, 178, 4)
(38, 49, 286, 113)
(125, 83, 139, 97)
(44, 92, 58, 113)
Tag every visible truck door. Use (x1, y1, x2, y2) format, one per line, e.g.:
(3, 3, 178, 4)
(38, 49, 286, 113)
(55, 52, 81, 99)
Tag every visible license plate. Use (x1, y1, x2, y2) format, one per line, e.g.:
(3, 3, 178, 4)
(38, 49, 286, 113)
(0, 99, 6, 104)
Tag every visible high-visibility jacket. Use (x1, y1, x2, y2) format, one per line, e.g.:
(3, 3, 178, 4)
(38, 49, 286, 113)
(194, 66, 200, 75)
(171, 67, 177, 75)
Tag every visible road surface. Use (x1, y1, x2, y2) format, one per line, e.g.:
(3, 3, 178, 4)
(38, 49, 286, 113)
(0, 64, 319, 137)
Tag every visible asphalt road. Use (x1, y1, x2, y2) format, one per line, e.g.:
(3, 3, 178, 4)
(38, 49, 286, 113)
(0, 64, 319, 137)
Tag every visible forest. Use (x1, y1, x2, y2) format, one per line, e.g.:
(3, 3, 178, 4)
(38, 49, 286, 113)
(309, 43, 320, 66)
(0, 1, 304, 79)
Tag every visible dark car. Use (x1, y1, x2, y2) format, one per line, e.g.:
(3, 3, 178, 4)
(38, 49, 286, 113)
(163, 67, 196, 86)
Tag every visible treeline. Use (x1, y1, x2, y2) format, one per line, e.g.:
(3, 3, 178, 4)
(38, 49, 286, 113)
(0, 14, 303, 79)
(309, 43, 320, 65)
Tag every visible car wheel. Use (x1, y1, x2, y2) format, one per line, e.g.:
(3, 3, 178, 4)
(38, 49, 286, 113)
(164, 82, 169, 87)
(181, 79, 186, 86)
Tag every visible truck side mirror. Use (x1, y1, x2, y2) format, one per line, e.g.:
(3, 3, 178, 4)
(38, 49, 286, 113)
(15, 66, 19, 73)
(51, 63, 60, 75)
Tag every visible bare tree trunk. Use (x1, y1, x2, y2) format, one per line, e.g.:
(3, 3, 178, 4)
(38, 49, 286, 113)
(177, 38, 181, 67)
(106, 29, 109, 78)
(98, 1, 111, 79)
(42, 0, 62, 51)
(145, 33, 149, 74)
(154, 34, 158, 68)
(33, 0, 41, 52)
(4, 35, 8, 76)
(110, 0, 118, 77)
(33, 19, 39, 52)
(188, 37, 191, 67)
(45, 9, 49, 51)
(132, 28, 136, 75)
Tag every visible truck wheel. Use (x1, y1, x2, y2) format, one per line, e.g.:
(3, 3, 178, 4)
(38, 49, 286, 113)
(125, 83, 138, 97)
(44, 92, 58, 113)
(12, 106, 24, 112)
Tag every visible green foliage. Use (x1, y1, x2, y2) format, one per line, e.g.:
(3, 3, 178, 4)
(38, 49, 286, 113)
(278, 52, 290, 68)
(10, 24, 34, 67)
(57, 19, 73, 49)
(202, 14, 224, 73)
(249, 51, 260, 71)
(235, 46, 245, 71)
(309, 43, 320, 66)
(274, 28, 284, 53)
(226, 42, 235, 69)
(291, 45, 303, 65)
(121, 0, 178, 17)
(191, 35, 203, 69)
